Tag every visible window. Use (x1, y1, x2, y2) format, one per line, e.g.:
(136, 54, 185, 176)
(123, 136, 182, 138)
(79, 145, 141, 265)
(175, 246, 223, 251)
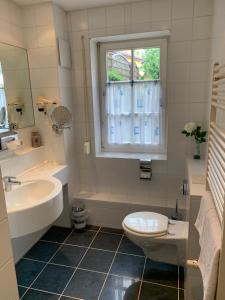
(98, 38, 168, 157)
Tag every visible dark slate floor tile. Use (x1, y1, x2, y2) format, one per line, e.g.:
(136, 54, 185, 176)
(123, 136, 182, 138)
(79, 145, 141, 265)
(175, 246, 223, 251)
(91, 232, 121, 251)
(79, 249, 114, 273)
(100, 275, 140, 300)
(139, 282, 178, 300)
(143, 259, 178, 287)
(31, 264, 74, 294)
(118, 237, 144, 256)
(65, 230, 96, 247)
(179, 266, 184, 289)
(18, 286, 27, 298)
(22, 289, 59, 300)
(16, 259, 46, 287)
(24, 241, 60, 262)
(63, 269, 106, 300)
(179, 289, 184, 300)
(110, 253, 145, 280)
(41, 226, 72, 243)
(50, 244, 86, 267)
(100, 227, 123, 234)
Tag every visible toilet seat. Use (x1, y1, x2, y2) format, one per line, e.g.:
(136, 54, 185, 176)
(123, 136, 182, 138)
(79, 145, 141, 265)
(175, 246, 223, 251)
(123, 212, 169, 237)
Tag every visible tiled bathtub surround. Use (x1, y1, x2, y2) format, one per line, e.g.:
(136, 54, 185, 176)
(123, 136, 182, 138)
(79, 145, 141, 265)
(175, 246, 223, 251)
(67, 0, 212, 207)
(16, 226, 184, 300)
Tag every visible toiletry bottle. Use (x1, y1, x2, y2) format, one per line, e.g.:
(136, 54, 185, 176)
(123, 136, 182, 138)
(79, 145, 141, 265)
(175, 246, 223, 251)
(31, 131, 41, 148)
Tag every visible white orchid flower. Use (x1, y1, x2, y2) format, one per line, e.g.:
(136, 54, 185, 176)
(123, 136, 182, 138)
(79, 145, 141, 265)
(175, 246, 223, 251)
(184, 122, 196, 133)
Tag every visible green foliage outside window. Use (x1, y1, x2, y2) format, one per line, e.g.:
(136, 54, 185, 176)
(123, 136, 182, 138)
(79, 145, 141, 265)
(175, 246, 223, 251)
(108, 69, 125, 81)
(139, 48, 160, 80)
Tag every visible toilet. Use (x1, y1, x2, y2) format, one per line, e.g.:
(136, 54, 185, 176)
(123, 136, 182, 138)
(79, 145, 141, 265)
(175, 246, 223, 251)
(122, 211, 189, 266)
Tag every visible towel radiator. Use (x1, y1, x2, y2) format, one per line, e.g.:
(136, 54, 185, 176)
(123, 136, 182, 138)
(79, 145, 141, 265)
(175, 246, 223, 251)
(207, 63, 225, 300)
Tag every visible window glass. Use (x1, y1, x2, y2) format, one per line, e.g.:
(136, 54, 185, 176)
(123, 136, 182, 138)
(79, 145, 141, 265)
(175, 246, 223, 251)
(107, 50, 131, 82)
(133, 47, 160, 81)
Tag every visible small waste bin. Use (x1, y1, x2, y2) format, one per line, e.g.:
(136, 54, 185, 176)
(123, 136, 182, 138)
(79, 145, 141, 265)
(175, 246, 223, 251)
(72, 200, 88, 230)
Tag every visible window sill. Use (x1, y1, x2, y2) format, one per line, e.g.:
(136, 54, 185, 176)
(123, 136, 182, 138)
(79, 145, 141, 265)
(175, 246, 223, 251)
(96, 151, 167, 161)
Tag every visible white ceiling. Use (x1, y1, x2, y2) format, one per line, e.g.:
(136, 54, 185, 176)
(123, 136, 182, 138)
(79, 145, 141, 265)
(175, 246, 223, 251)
(13, 0, 139, 11)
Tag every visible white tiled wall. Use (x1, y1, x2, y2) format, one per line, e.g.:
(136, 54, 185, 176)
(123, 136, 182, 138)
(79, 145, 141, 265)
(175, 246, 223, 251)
(67, 0, 212, 208)
(0, 169, 19, 299)
(22, 3, 66, 163)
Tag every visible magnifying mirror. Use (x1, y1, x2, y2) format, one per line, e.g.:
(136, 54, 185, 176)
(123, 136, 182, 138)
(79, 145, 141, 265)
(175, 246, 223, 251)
(51, 105, 72, 134)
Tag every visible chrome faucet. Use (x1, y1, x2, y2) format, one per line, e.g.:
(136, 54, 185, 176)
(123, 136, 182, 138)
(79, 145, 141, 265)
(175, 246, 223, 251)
(3, 176, 21, 192)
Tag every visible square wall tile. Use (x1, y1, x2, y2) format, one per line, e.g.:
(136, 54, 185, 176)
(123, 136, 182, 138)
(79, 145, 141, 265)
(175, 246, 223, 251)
(194, 0, 213, 17)
(88, 7, 106, 29)
(106, 5, 125, 27)
(37, 26, 56, 47)
(169, 41, 191, 62)
(172, 0, 194, 19)
(190, 62, 210, 82)
(35, 3, 54, 26)
(131, 1, 151, 24)
(193, 16, 212, 39)
(152, 0, 172, 21)
(70, 9, 88, 31)
(191, 39, 210, 61)
(0, 259, 19, 300)
(171, 19, 193, 41)
(22, 6, 36, 27)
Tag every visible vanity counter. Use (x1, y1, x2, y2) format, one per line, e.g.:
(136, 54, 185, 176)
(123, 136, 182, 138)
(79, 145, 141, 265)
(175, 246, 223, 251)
(18, 161, 69, 185)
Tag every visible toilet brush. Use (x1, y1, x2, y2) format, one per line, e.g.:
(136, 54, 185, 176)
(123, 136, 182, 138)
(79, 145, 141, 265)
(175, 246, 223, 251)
(171, 198, 183, 220)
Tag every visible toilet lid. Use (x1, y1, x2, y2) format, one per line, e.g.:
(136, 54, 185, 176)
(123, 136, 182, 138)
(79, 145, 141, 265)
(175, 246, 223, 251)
(123, 212, 169, 235)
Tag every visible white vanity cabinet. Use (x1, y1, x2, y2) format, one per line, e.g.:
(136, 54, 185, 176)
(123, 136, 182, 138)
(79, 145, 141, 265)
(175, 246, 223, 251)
(185, 159, 206, 300)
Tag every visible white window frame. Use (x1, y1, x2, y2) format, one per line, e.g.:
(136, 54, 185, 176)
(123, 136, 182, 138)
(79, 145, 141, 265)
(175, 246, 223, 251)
(98, 38, 168, 155)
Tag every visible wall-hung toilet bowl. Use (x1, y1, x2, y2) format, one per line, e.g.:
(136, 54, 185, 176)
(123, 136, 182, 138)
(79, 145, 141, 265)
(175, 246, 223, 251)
(122, 212, 188, 266)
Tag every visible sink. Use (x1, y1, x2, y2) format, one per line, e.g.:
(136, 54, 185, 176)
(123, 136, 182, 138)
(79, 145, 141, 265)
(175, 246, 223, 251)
(6, 177, 63, 238)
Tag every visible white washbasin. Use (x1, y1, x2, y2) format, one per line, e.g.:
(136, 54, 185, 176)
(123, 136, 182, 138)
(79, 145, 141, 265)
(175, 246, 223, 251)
(6, 177, 63, 238)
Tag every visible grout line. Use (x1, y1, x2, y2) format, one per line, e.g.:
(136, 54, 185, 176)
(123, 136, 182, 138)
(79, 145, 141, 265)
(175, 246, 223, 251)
(137, 256, 147, 300)
(97, 232, 124, 300)
(38, 240, 145, 258)
(21, 286, 83, 299)
(58, 226, 102, 299)
(141, 280, 180, 290)
(76, 267, 107, 275)
(99, 230, 123, 236)
(20, 228, 76, 300)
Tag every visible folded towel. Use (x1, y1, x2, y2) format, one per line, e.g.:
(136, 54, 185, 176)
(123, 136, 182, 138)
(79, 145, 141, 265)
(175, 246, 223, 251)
(195, 192, 215, 237)
(196, 202, 221, 300)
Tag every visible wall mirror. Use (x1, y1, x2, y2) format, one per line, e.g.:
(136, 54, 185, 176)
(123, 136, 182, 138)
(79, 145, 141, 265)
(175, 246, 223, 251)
(0, 42, 35, 133)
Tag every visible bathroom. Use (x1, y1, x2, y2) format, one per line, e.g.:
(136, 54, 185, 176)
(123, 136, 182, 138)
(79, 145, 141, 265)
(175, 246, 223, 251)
(0, 0, 224, 299)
